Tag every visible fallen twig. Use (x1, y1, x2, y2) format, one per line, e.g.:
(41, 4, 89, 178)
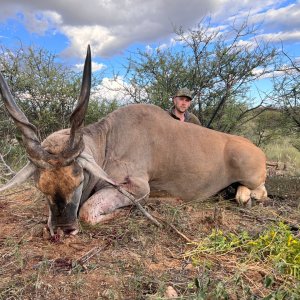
(108, 180, 195, 240)
(152, 213, 193, 243)
(162, 220, 193, 243)
(110, 181, 193, 241)
(32, 246, 104, 272)
(77, 246, 103, 266)
(112, 184, 163, 228)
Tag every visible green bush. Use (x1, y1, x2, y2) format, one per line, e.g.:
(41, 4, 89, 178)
(185, 223, 300, 298)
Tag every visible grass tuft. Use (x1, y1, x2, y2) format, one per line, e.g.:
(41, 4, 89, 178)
(184, 222, 300, 298)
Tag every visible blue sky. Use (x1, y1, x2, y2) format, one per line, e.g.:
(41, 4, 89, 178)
(0, 0, 299, 100)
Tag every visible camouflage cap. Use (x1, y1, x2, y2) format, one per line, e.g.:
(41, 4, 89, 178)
(173, 88, 193, 100)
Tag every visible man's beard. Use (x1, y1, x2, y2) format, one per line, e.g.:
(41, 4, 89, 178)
(176, 106, 187, 113)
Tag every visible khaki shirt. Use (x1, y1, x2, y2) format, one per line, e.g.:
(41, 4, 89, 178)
(168, 107, 201, 125)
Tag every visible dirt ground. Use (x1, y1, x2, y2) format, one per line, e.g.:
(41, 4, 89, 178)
(0, 176, 299, 300)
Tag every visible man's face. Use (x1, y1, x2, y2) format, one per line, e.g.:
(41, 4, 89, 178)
(173, 96, 191, 113)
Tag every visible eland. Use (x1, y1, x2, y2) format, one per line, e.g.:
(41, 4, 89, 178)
(0, 46, 268, 236)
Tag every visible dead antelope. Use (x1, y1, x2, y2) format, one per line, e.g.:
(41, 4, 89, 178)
(0, 45, 268, 236)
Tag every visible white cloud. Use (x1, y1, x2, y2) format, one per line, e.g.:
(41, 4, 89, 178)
(256, 31, 300, 43)
(213, 0, 279, 22)
(212, 1, 300, 45)
(0, 0, 220, 58)
(93, 76, 131, 103)
(23, 10, 62, 35)
(93, 76, 150, 104)
(249, 3, 300, 32)
(252, 63, 299, 80)
(0, 0, 299, 59)
(235, 39, 256, 49)
(60, 25, 124, 58)
(74, 61, 106, 73)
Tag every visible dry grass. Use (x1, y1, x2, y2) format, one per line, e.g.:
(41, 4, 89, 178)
(0, 177, 299, 299)
(263, 137, 300, 176)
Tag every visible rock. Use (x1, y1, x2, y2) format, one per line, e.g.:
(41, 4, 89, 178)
(42, 227, 51, 240)
(164, 286, 178, 298)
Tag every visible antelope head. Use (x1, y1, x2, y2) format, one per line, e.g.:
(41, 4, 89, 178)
(0, 46, 112, 235)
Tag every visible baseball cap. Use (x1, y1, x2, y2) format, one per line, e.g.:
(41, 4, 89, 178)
(173, 88, 193, 100)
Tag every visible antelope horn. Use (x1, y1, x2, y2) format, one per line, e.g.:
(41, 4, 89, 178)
(0, 162, 36, 192)
(66, 45, 91, 152)
(0, 71, 57, 167)
(0, 46, 92, 168)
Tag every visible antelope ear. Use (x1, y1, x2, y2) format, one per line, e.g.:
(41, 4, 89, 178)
(77, 153, 116, 186)
(0, 162, 36, 192)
